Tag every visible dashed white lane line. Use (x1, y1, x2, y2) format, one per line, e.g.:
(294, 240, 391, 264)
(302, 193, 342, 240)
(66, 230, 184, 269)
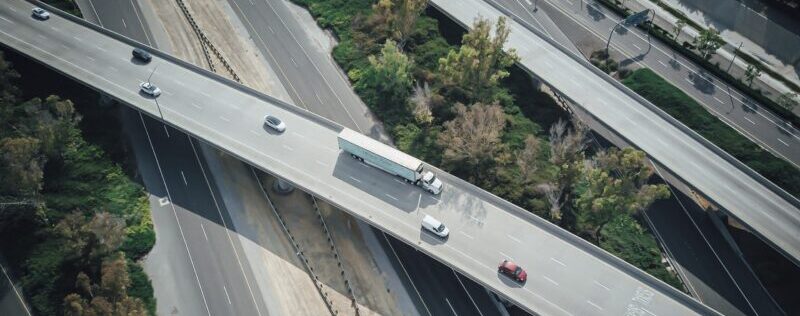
(290, 57, 297, 67)
(778, 138, 789, 146)
(222, 285, 232, 305)
(0, 16, 12, 23)
(349, 176, 361, 183)
(268, 26, 274, 34)
(587, 300, 603, 311)
(499, 251, 513, 261)
(86, 56, 95, 62)
(542, 275, 559, 286)
(249, 130, 259, 136)
(445, 297, 458, 316)
(291, 131, 305, 138)
(191, 103, 202, 110)
(94, 45, 107, 52)
(121, 18, 127, 28)
(385, 193, 399, 201)
(219, 116, 231, 122)
(36, 34, 46, 40)
(506, 234, 521, 243)
(282, 144, 293, 151)
(685, 78, 693, 84)
(594, 280, 610, 291)
(72, 36, 83, 42)
(744, 117, 756, 125)
(200, 223, 209, 241)
(108, 66, 117, 72)
(460, 231, 474, 239)
(713, 96, 725, 104)
(314, 91, 324, 105)
(632, 43, 642, 50)
(656, 60, 667, 67)
(180, 170, 188, 185)
(549, 257, 566, 267)
(315, 160, 328, 167)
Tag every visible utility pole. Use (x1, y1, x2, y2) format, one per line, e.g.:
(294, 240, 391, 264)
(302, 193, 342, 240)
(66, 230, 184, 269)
(727, 42, 743, 72)
(147, 65, 165, 122)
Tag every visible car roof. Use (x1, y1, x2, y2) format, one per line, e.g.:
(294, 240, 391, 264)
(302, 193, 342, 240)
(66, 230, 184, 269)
(422, 215, 441, 226)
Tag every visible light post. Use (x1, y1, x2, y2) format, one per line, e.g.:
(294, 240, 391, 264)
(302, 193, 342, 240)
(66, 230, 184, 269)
(533, 0, 538, 12)
(147, 65, 165, 122)
(727, 42, 743, 72)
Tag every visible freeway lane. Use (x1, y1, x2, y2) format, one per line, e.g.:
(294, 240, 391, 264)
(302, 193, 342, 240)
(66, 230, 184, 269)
(226, 0, 500, 313)
(74, 1, 268, 315)
(0, 1, 718, 314)
(430, 0, 800, 265)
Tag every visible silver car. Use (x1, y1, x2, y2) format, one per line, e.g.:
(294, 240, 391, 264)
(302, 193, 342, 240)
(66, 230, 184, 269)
(263, 115, 286, 133)
(32, 7, 50, 20)
(139, 82, 161, 97)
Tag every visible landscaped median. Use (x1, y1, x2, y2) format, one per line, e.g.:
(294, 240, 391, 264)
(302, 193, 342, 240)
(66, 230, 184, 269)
(622, 68, 800, 197)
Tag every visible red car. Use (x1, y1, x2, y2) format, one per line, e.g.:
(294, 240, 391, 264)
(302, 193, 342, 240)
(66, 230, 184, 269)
(498, 260, 527, 282)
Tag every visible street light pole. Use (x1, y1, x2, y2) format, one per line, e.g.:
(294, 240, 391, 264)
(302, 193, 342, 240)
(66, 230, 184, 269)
(533, 0, 538, 12)
(727, 42, 743, 72)
(606, 20, 622, 53)
(147, 65, 165, 122)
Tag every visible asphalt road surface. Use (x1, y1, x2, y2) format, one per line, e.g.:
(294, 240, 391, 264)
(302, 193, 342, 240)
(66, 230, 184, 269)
(225, 0, 502, 314)
(430, 0, 800, 268)
(79, 1, 268, 315)
(0, 1, 719, 314)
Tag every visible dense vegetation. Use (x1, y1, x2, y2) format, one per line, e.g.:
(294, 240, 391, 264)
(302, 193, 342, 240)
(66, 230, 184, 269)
(623, 68, 800, 197)
(0, 51, 155, 315)
(292, 0, 680, 287)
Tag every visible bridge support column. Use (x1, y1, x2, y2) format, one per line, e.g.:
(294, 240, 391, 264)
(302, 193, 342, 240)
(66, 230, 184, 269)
(272, 177, 294, 195)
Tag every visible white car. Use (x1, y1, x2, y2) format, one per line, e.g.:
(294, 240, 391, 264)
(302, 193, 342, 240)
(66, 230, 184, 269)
(32, 7, 50, 20)
(139, 82, 161, 97)
(421, 215, 449, 238)
(263, 115, 286, 133)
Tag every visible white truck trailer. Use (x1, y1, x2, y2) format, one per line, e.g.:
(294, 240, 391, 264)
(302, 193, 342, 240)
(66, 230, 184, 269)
(337, 128, 443, 195)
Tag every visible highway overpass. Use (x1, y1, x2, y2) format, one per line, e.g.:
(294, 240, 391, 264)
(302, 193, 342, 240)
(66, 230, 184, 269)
(429, 0, 800, 266)
(0, 0, 719, 315)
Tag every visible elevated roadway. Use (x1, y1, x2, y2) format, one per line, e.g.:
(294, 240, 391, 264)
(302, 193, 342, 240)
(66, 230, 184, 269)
(0, 0, 718, 315)
(429, 0, 800, 266)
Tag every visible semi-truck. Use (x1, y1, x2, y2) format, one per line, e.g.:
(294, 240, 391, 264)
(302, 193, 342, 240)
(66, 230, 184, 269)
(337, 128, 443, 195)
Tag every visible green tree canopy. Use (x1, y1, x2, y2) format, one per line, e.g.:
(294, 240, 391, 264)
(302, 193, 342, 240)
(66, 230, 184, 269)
(693, 27, 723, 59)
(438, 16, 518, 103)
(352, 40, 414, 126)
(438, 102, 507, 180)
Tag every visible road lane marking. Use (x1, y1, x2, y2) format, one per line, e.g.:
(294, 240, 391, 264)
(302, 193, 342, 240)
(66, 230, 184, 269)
(108, 66, 117, 72)
(181, 170, 187, 185)
(445, 298, 458, 316)
(713, 96, 725, 104)
(37, 34, 46, 40)
(499, 251, 513, 261)
(684, 78, 693, 84)
(598, 99, 608, 105)
(385, 193, 399, 201)
(632, 43, 642, 50)
(291, 131, 305, 138)
(121, 18, 127, 28)
(290, 57, 297, 67)
(282, 144, 293, 151)
(315, 91, 323, 104)
(542, 275, 559, 286)
(191, 103, 202, 110)
(315, 160, 327, 167)
(86, 56, 95, 62)
(587, 300, 603, 310)
(778, 138, 789, 146)
(95, 45, 107, 52)
(744, 117, 756, 125)
(550, 257, 566, 267)
(0, 17, 11, 23)
(200, 223, 209, 241)
(452, 271, 485, 316)
(594, 280, 610, 291)
(249, 130, 259, 136)
(268, 26, 274, 34)
(72, 36, 83, 42)
(349, 176, 361, 183)
(219, 116, 231, 122)
(506, 234, 521, 243)
(416, 193, 422, 212)
(393, 178, 405, 184)
(656, 60, 667, 67)
(223, 285, 232, 305)
(460, 231, 474, 239)
(163, 125, 170, 137)
(0, 262, 32, 316)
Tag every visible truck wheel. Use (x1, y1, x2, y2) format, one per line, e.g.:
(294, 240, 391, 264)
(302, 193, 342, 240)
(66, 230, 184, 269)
(350, 154, 358, 160)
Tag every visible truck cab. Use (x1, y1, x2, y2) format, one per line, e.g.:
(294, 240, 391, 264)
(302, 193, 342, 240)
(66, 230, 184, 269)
(419, 171, 443, 195)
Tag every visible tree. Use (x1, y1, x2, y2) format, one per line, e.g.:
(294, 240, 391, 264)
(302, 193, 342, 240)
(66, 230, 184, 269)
(368, 0, 428, 48)
(56, 211, 126, 263)
(744, 64, 762, 87)
(352, 40, 414, 125)
(410, 81, 434, 125)
(64, 253, 147, 316)
(438, 17, 518, 102)
(0, 136, 44, 196)
(776, 92, 799, 111)
(515, 135, 542, 184)
(438, 102, 507, 179)
(693, 27, 723, 59)
(672, 19, 686, 39)
(573, 148, 670, 239)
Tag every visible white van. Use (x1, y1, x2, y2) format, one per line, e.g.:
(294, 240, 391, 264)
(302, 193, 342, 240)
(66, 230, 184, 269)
(422, 215, 449, 238)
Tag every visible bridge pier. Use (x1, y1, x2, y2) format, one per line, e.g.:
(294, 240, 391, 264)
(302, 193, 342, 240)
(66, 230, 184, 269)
(272, 177, 295, 195)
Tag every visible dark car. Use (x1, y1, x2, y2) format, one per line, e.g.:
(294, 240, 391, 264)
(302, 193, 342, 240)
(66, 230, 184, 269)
(132, 48, 152, 63)
(498, 260, 527, 283)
